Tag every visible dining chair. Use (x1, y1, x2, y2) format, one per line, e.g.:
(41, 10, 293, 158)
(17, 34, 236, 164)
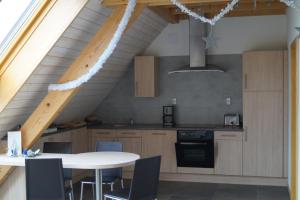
(43, 142, 74, 200)
(103, 156, 162, 200)
(25, 158, 66, 200)
(80, 141, 124, 200)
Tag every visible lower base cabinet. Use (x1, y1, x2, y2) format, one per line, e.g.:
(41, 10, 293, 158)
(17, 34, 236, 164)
(214, 131, 243, 176)
(142, 131, 177, 173)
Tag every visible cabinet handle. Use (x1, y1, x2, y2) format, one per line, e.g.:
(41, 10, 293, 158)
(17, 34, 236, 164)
(244, 127, 248, 142)
(135, 82, 138, 96)
(96, 132, 110, 135)
(244, 74, 248, 89)
(219, 134, 236, 138)
(152, 133, 166, 136)
(121, 132, 136, 135)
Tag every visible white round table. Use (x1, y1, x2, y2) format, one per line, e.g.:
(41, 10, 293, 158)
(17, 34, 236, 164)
(77, 152, 140, 200)
(0, 152, 140, 200)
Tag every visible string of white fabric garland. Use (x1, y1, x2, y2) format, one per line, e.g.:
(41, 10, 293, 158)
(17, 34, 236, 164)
(280, 0, 299, 9)
(48, 0, 136, 91)
(170, 0, 239, 25)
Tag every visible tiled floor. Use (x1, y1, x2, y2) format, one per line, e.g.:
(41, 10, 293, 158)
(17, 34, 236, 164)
(74, 180, 290, 200)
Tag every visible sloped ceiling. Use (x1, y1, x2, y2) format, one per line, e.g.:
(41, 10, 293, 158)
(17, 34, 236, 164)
(0, 0, 167, 138)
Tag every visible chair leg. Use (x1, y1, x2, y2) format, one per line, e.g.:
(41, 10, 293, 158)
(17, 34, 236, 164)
(121, 179, 124, 189)
(110, 183, 114, 192)
(92, 184, 95, 200)
(69, 180, 74, 200)
(80, 182, 84, 200)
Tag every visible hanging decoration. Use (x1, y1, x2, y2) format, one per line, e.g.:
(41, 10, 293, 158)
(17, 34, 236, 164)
(169, 0, 239, 25)
(48, 0, 136, 91)
(296, 27, 300, 37)
(280, 0, 297, 8)
(202, 26, 218, 49)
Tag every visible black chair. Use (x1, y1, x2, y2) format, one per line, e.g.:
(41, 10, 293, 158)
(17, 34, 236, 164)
(104, 156, 161, 200)
(43, 142, 74, 199)
(25, 159, 66, 200)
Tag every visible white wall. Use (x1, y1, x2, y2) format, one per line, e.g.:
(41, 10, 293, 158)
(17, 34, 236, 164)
(145, 15, 287, 56)
(286, 0, 300, 193)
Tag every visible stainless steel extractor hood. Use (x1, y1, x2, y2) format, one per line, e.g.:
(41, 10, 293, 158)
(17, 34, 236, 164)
(168, 17, 225, 74)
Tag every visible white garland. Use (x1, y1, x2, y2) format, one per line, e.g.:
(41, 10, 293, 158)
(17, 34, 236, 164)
(48, 0, 136, 91)
(170, 0, 239, 25)
(280, 0, 297, 8)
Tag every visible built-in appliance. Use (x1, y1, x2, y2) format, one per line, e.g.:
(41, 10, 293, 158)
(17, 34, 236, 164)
(175, 130, 214, 168)
(168, 17, 225, 74)
(163, 105, 175, 127)
(224, 113, 240, 126)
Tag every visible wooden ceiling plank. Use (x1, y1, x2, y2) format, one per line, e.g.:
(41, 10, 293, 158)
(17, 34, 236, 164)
(102, 0, 229, 7)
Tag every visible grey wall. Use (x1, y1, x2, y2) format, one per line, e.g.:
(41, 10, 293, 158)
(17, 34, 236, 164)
(94, 55, 243, 125)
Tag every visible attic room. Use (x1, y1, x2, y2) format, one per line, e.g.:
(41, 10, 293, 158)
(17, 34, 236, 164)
(0, 0, 299, 199)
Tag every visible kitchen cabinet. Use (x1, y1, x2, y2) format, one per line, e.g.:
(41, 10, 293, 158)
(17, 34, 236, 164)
(116, 130, 142, 171)
(90, 129, 117, 151)
(243, 50, 285, 178)
(142, 131, 177, 173)
(72, 128, 89, 182)
(243, 92, 283, 177)
(134, 56, 158, 97)
(214, 131, 243, 176)
(243, 51, 283, 92)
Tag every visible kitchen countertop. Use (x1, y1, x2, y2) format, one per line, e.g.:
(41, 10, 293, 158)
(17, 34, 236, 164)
(88, 124, 244, 132)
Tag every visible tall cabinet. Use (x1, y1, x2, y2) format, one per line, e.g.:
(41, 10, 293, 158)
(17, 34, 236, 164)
(243, 51, 285, 177)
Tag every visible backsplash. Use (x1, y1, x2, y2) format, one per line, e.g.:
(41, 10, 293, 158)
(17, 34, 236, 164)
(94, 55, 243, 125)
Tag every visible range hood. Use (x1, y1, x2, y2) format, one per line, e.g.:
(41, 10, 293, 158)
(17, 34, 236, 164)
(168, 17, 225, 74)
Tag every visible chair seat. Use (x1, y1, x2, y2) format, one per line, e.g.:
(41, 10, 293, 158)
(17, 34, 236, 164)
(81, 176, 121, 184)
(104, 188, 130, 200)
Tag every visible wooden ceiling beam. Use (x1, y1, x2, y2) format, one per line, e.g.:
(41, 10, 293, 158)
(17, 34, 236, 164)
(0, 0, 90, 184)
(20, 4, 145, 151)
(150, 7, 179, 23)
(171, 1, 286, 16)
(102, 0, 228, 7)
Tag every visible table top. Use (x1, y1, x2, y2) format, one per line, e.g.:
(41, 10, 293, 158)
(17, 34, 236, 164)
(0, 152, 140, 169)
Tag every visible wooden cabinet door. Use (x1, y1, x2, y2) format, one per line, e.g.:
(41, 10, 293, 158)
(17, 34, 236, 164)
(243, 51, 283, 91)
(90, 130, 116, 151)
(134, 56, 158, 97)
(72, 128, 88, 154)
(214, 132, 243, 176)
(243, 92, 283, 177)
(142, 131, 177, 173)
(71, 128, 89, 181)
(118, 137, 142, 171)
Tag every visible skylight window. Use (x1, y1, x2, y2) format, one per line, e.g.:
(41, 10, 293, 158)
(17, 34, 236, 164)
(0, 0, 41, 57)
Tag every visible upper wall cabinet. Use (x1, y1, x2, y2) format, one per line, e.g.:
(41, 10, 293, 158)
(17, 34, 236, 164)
(134, 56, 158, 97)
(243, 51, 284, 92)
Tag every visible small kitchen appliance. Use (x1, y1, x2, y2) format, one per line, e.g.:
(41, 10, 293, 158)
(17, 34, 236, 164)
(224, 113, 240, 126)
(163, 105, 175, 127)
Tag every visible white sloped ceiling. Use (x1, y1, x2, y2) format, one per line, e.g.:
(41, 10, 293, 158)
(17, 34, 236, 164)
(0, 0, 167, 138)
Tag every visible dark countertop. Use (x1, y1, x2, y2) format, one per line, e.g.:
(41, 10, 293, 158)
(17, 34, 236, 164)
(88, 124, 244, 132)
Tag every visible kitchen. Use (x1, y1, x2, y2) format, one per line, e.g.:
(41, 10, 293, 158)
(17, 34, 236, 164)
(0, 0, 299, 199)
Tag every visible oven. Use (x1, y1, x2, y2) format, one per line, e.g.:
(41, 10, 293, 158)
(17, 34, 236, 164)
(175, 130, 214, 168)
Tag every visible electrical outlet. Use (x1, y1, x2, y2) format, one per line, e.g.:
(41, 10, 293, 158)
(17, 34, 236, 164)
(172, 98, 177, 105)
(226, 97, 231, 105)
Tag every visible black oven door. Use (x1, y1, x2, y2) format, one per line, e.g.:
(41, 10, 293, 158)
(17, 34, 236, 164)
(175, 142, 214, 168)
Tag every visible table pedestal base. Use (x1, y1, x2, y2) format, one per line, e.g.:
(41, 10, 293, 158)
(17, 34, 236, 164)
(95, 169, 103, 200)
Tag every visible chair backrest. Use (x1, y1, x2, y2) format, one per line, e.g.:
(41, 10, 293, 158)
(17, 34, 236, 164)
(25, 159, 65, 200)
(128, 156, 161, 200)
(96, 141, 123, 179)
(43, 142, 72, 180)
